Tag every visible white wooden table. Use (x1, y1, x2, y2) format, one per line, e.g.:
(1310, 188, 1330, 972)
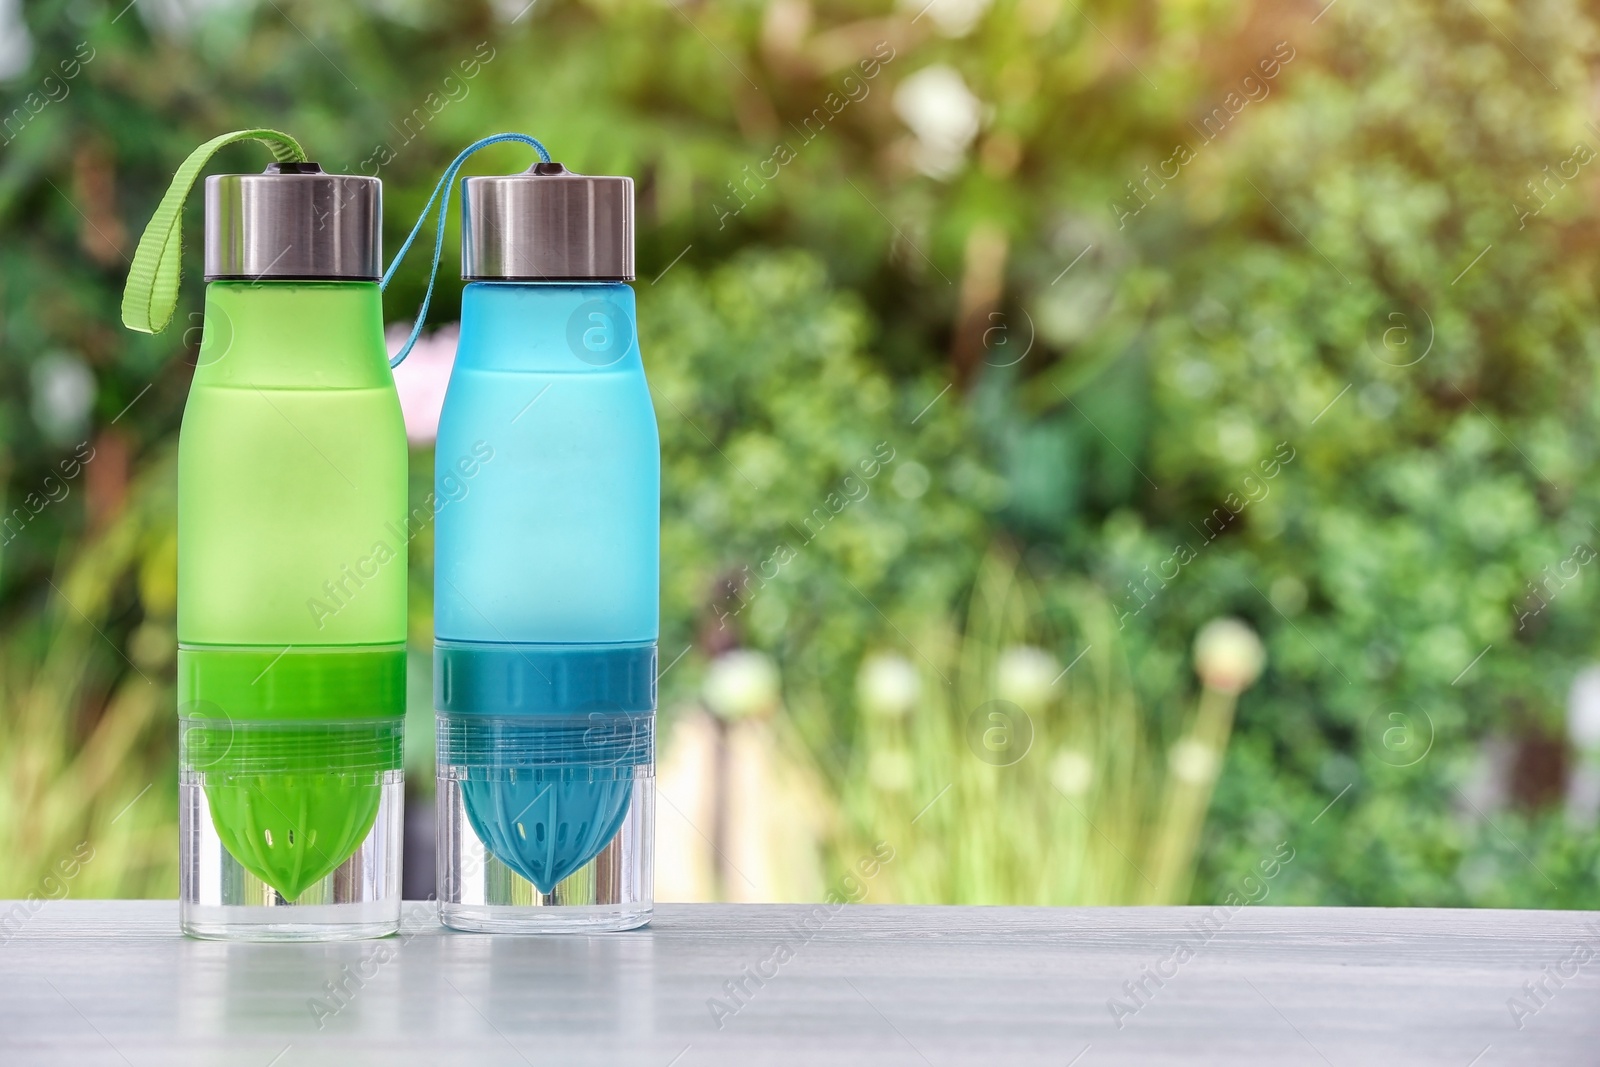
(0, 901, 1595, 1065)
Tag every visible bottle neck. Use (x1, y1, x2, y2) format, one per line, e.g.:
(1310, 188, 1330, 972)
(457, 281, 639, 373)
(193, 281, 390, 389)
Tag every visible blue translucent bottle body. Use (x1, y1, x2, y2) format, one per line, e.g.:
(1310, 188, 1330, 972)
(435, 281, 658, 932)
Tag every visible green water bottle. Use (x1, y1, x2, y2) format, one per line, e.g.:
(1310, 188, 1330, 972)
(122, 131, 407, 940)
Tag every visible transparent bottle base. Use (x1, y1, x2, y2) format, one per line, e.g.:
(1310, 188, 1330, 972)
(437, 774, 653, 933)
(439, 901, 654, 934)
(179, 770, 404, 941)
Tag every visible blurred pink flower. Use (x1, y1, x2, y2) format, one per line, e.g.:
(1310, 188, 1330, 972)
(387, 323, 458, 445)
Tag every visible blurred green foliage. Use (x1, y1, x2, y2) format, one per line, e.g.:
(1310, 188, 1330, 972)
(3, 0, 1600, 906)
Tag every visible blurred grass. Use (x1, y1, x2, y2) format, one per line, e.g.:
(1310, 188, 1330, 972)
(0, 448, 177, 898)
(823, 545, 1254, 904)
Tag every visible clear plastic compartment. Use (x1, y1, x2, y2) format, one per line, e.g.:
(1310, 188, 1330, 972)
(178, 718, 403, 941)
(436, 710, 653, 933)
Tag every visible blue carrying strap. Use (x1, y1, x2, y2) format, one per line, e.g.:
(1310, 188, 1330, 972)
(381, 132, 552, 369)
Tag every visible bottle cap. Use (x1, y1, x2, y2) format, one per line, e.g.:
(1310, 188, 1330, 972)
(461, 163, 634, 281)
(204, 162, 381, 281)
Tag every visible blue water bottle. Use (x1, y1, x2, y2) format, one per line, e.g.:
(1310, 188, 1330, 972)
(416, 144, 657, 932)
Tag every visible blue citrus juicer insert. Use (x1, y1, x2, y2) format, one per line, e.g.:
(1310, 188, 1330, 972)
(436, 643, 655, 893)
(462, 779, 632, 892)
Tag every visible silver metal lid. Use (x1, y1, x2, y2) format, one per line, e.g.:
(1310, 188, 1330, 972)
(461, 163, 634, 281)
(204, 163, 381, 281)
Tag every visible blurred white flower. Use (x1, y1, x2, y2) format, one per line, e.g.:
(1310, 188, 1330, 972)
(135, 0, 251, 37)
(894, 65, 982, 179)
(1050, 749, 1094, 796)
(997, 645, 1059, 709)
(1569, 666, 1600, 752)
(1215, 419, 1258, 464)
(389, 323, 458, 445)
(895, 0, 992, 37)
(891, 460, 931, 500)
(1193, 617, 1265, 694)
(1169, 738, 1218, 784)
(0, 0, 32, 81)
(703, 649, 780, 720)
(858, 653, 921, 718)
(869, 748, 915, 792)
(30, 353, 95, 443)
(1034, 275, 1115, 347)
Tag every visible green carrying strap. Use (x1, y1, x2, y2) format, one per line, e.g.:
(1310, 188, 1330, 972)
(120, 129, 308, 335)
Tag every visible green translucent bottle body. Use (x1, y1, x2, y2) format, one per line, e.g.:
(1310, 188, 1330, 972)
(177, 282, 407, 919)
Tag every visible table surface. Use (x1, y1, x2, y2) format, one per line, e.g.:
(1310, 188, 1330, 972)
(1, 901, 1597, 1066)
